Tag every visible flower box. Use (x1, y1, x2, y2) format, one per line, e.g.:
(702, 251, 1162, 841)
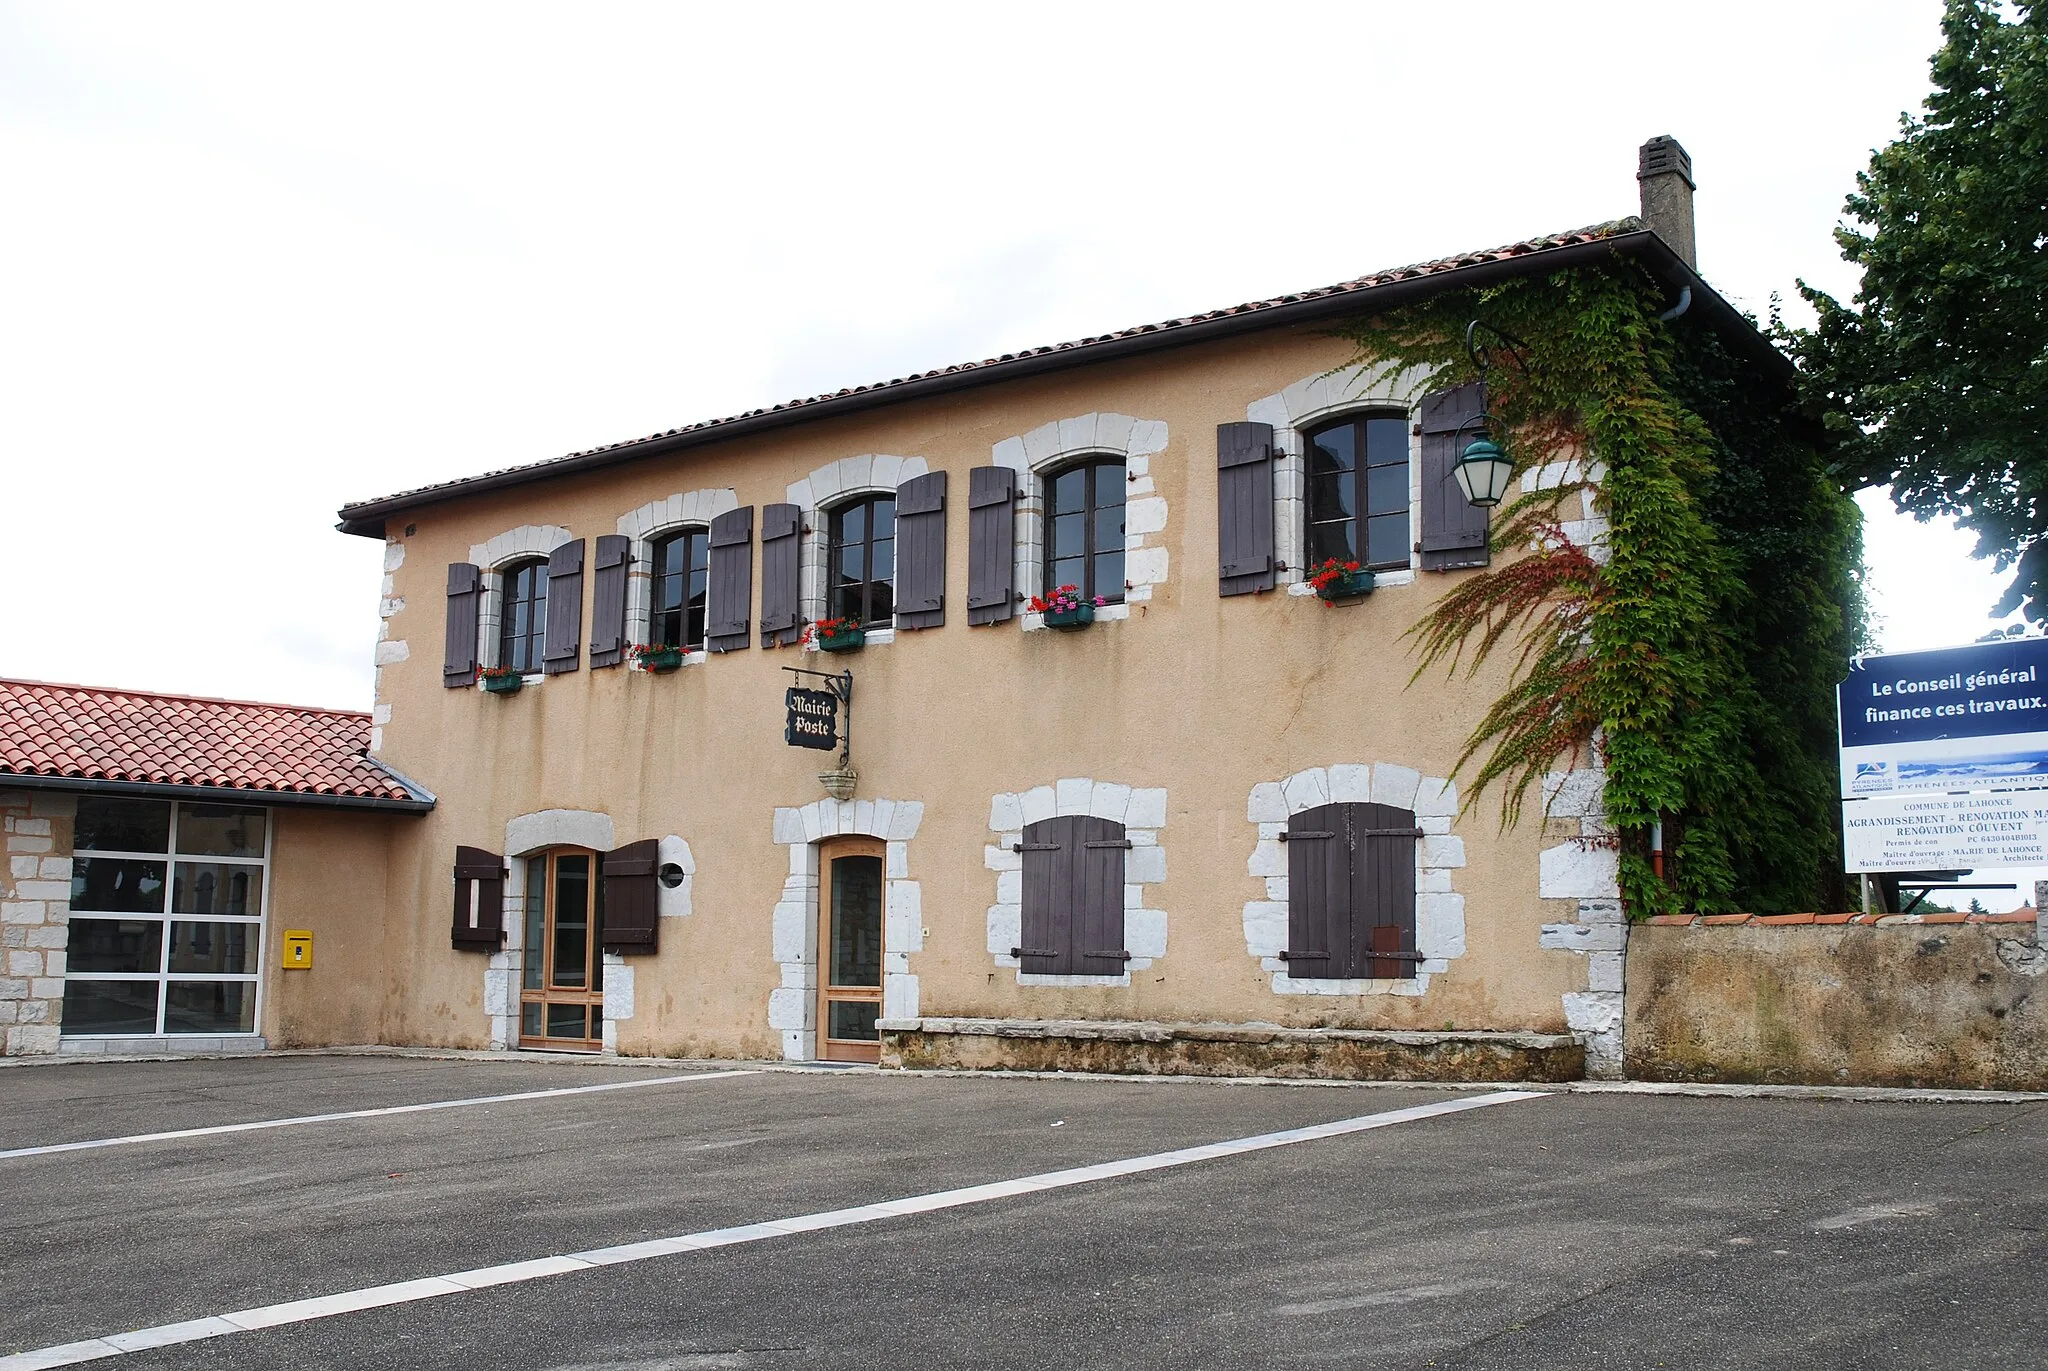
(1315, 569, 1376, 603)
(480, 671, 524, 695)
(816, 628, 865, 653)
(633, 646, 686, 673)
(1043, 603, 1095, 630)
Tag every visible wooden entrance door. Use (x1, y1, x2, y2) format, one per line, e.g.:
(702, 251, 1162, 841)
(817, 837, 885, 1063)
(518, 847, 605, 1051)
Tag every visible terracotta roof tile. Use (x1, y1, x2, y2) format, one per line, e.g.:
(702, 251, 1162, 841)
(342, 219, 1645, 519)
(0, 679, 424, 804)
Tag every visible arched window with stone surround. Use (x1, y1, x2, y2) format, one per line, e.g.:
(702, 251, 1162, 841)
(1045, 457, 1125, 603)
(828, 494, 896, 627)
(498, 558, 549, 674)
(1306, 411, 1411, 572)
(649, 527, 710, 651)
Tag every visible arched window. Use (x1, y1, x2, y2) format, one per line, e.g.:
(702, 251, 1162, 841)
(829, 494, 896, 627)
(499, 558, 549, 674)
(1306, 413, 1410, 571)
(650, 527, 710, 651)
(1046, 458, 1125, 603)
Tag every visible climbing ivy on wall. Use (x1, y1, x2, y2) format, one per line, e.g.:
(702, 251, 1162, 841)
(1343, 261, 1865, 916)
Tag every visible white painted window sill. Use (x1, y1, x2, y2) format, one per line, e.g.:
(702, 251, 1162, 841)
(1285, 568, 1416, 596)
(802, 626, 895, 653)
(630, 651, 708, 672)
(475, 673, 544, 691)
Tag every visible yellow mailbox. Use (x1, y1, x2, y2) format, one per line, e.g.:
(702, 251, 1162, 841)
(281, 930, 313, 969)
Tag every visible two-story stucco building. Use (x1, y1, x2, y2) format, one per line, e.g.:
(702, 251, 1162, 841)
(5, 137, 1776, 1079)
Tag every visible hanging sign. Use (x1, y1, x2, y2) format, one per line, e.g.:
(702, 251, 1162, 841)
(785, 687, 839, 751)
(1837, 638, 2048, 797)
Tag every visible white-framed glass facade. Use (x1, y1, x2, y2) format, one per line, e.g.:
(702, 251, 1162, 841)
(61, 797, 270, 1037)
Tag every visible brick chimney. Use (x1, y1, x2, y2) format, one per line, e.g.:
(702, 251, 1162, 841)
(1637, 135, 1696, 270)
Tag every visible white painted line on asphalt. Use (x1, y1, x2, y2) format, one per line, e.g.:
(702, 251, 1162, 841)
(0, 1089, 1544, 1369)
(0, 1070, 759, 1161)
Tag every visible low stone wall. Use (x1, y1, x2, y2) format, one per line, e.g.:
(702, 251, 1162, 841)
(878, 1017, 1585, 1082)
(1625, 912, 2048, 1091)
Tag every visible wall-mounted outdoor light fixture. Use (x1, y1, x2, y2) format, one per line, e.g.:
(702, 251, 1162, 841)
(1452, 319, 1526, 509)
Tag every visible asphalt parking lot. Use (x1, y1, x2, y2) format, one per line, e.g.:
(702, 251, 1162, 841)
(1, 1056, 2043, 1370)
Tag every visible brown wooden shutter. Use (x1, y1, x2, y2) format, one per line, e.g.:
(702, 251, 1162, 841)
(1016, 815, 1128, 975)
(894, 470, 947, 631)
(758, 503, 803, 648)
(706, 506, 754, 653)
(1217, 422, 1277, 597)
(541, 539, 585, 674)
(1418, 382, 1491, 571)
(589, 535, 630, 668)
(451, 846, 507, 950)
(1283, 804, 1347, 975)
(443, 562, 481, 687)
(966, 466, 1017, 626)
(1350, 802, 1420, 978)
(600, 838, 660, 954)
(1074, 816, 1131, 975)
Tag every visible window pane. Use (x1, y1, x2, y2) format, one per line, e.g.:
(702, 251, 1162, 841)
(66, 918, 163, 974)
(1049, 557, 1085, 594)
(1310, 471, 1354, 519)
(869, 499, 895, 538)
(172, 863, 262, 917)
(1094, 551, 1125, 600)
(1365, 416, 1408, 467)
(1366, 511, 1410, 568)
(1051, 512, 1085, 560)
(176, 804, 266, 858)
(521, 1002, 543, 1039)
(828, 1000, 880, 1042)
(652, 605, 683, 649)
(168, 922, 257, 975)
(522, 859, 545, 991)
(1310, 425, 1356, 473)
(1093, 505, 1124, 554)
(867, 579, 893, 625)
(62, 980, 160, 1035)
(1094, 462, 1126, 504)
(837, 540, 865, 583)
(870, 535, 893, 584)
(832, 581, 866, 624)
(546, 1003, 587, 1039)
(552, 856, 589, 989)
(74, 798, 170, 854)
(685, 600, 707, 652)
(1051, 466, 1086, 511)
(71, 858, 167, 914)
(164, 981, 255, 1034)
(1309, 520, 1358, 566)
(834, 503, 864, 544)
(828, 855, 883, 989)
(689, 533, 709, 573)
(1366, 463, 1408, 517)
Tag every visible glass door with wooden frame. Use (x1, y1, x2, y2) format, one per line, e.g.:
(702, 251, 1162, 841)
(518, 848, 605, 1051)
(817, 837, 884, 1063)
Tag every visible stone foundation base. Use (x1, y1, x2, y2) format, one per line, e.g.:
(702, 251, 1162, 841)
(57, 1035, 269, 1057)
(878, 1017, 1584, 1082)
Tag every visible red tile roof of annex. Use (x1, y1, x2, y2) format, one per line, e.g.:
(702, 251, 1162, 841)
(0, 679, 428, 806)
(339, 216, 1745, 531)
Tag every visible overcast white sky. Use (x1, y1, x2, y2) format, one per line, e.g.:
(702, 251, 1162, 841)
(1, 2, 2037, 906)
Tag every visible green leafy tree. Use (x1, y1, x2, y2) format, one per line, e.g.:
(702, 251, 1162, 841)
(1790, 0, 2048, 623)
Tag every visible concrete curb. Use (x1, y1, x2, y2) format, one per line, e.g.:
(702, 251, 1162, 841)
(5, 1044, 2045, 1103)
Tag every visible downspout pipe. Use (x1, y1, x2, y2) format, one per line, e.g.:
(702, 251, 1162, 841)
(1658, 285, 1693, 322)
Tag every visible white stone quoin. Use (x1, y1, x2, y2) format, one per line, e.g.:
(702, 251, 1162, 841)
(1535, 765, 1624, 1078)
(983, 779, 1169, 988)
(1241, 764, 1467, 997)
(767, 796, 925, 1061)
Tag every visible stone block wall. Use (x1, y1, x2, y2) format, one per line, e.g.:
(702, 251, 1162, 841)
(1, 789, 75, 1055)
(1625, 906, 2048, 1090)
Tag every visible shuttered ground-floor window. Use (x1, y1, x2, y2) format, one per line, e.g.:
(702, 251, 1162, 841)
(62, 796, 269, 1036)
(1013, 815, 1132, 976)
(1282, 801, 1421, 979)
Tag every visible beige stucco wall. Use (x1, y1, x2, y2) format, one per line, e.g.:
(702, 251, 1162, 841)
(366, 324, 1600, 1059)
(261, 807, 409, 1049)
